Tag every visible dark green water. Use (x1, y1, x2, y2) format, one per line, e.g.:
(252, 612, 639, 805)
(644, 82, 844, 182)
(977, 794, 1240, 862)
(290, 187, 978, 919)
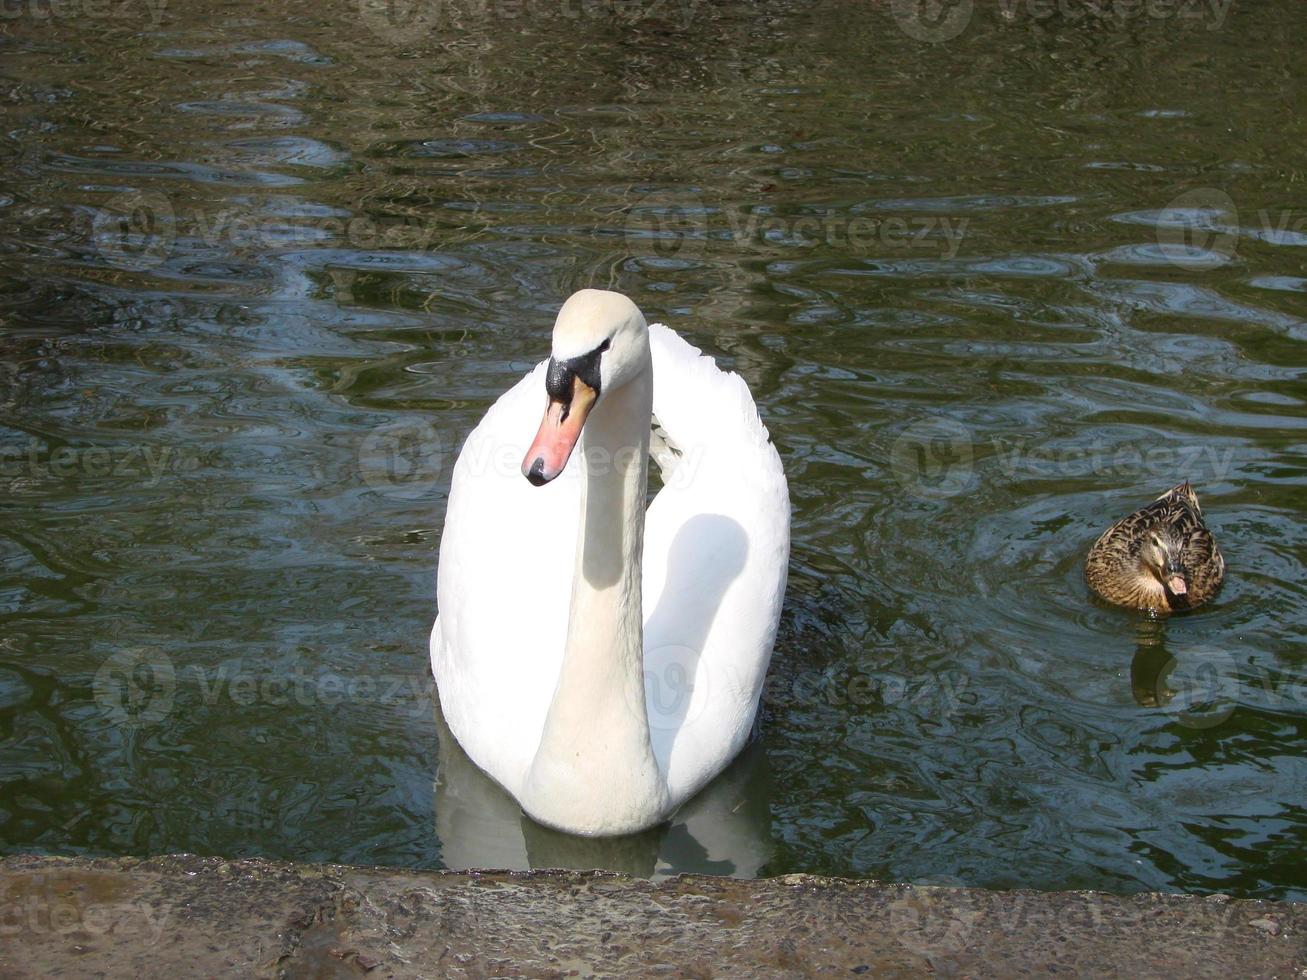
(1, 0, 1305, 895)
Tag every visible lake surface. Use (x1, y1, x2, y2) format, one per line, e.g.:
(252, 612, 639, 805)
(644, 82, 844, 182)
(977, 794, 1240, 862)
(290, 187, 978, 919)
(2, 0, 1305, 896)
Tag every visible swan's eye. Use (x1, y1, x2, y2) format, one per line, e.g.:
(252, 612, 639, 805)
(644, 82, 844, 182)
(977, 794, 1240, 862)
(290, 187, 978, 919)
(546, 340, 607, 404)
(598, 338, 611, 354)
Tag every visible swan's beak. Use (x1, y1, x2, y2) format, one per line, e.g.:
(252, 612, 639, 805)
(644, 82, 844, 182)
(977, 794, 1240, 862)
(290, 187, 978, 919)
(522, 375, 597, 486)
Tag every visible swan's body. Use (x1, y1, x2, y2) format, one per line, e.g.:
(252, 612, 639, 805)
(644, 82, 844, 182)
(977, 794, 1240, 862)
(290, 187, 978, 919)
(431, 291, 789, 836)
(1085, 481, 1225, 613)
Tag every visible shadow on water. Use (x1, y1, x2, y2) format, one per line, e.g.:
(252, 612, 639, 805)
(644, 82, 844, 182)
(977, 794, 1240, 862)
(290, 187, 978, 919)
(432, 697, 775, 877)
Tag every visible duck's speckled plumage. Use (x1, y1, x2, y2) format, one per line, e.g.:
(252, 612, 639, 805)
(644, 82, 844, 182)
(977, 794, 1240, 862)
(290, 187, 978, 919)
(1085, 482, 1225, 613)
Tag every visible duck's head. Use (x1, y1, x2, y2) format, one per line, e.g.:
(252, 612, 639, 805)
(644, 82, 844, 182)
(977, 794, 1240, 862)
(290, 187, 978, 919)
(1139, 528, 1190, 606)
(521, 289, 649, 486)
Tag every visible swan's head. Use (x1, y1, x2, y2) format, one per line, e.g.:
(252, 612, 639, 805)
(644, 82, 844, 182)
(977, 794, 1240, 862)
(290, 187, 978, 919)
(522, 289, 649, 486)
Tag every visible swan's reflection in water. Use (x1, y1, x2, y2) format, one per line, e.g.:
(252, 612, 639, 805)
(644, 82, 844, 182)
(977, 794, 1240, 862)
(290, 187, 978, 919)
(432, 700, 775, 877)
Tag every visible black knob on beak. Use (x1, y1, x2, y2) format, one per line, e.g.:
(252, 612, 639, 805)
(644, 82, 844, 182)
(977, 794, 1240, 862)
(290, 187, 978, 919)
(525, 457, 548, 487)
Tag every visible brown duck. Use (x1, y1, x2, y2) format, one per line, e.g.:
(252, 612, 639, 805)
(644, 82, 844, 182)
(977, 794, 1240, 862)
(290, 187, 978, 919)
(1085, 482, 1225, 613)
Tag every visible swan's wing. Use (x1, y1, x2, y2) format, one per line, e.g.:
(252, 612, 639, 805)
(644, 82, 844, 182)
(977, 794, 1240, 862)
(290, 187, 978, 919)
(642, 324, 790, 801)
(648, 416, 679, 484)
(432, 360, 579, 798)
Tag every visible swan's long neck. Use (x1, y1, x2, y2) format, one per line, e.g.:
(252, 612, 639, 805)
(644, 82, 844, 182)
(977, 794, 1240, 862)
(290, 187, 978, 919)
(522, 359, 670, 835)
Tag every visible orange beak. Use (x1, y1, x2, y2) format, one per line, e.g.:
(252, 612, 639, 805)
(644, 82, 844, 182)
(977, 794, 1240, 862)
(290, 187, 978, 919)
(521, 375, 597, 485)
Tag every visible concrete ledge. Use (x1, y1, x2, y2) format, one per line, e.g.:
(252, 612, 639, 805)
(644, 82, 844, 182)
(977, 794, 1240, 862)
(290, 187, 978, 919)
(0, 854, 1303, 978)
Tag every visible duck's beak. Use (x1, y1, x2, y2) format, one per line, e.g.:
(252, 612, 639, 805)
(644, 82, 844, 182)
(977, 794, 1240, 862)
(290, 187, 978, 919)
(521, 374, 597, 486)
(1163, 556, 1188, 597)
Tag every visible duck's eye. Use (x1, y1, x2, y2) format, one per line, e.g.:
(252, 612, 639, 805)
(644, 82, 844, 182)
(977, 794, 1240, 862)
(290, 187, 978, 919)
(1150, 535, 1163, 549)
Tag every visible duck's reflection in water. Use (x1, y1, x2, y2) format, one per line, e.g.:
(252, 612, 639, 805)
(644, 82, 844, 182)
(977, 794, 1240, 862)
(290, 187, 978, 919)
(432, 699, 775, 878)
(1130, 618, 1173, 708)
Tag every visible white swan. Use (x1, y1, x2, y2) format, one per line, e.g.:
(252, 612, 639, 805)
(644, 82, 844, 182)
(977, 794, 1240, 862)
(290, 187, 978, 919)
(430, 289, 789, 836)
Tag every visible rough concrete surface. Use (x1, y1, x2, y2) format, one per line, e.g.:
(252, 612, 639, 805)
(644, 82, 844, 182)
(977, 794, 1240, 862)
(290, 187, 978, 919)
(0, 854, 1303, 978)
